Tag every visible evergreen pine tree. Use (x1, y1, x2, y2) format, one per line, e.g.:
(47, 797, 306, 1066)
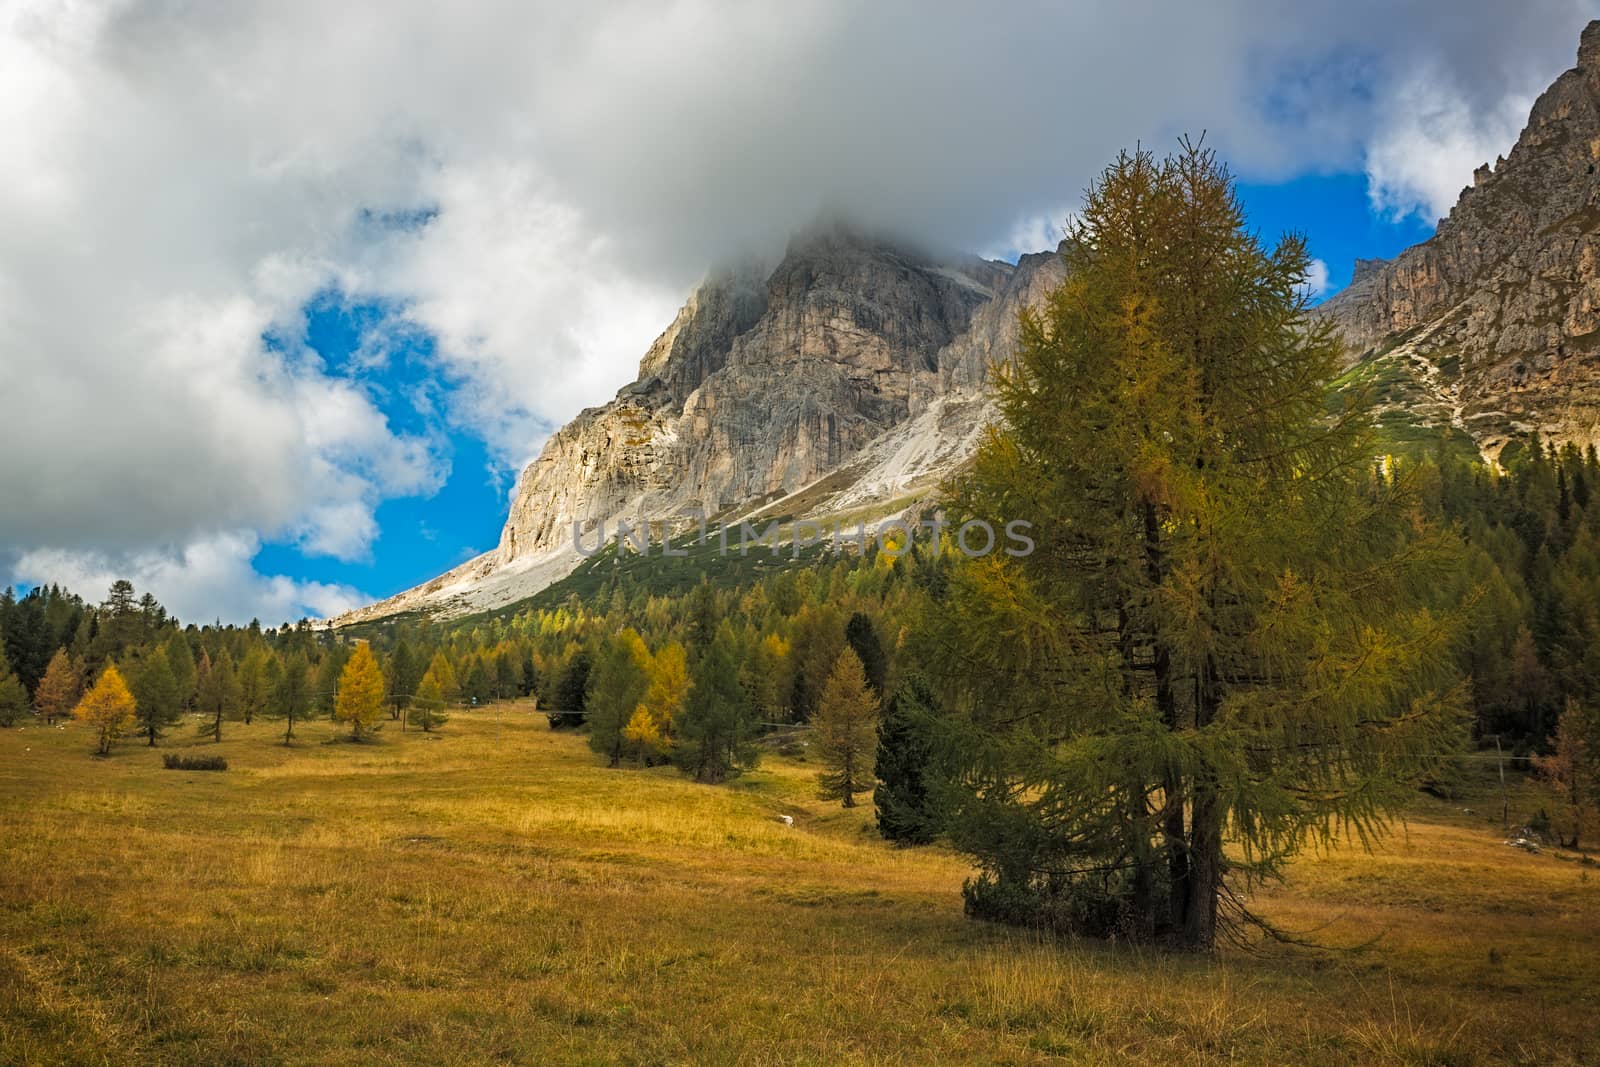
(0, 653, 28, 727)
(129, 647, 182, 746)
(586, 629, 650, 767)
(874, 672, 939, 844)
(549, 648, 592, 728)
(674, 626, 758, 783)
(844, 612, 888, 697)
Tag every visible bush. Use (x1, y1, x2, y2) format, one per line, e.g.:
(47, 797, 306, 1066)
(962, 870, 1152, 942)
(162, 753, 228, 771)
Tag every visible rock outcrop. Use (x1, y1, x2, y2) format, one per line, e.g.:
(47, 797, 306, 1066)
(331, 225, 1065, 624)
(1322, 19, 1600, 457)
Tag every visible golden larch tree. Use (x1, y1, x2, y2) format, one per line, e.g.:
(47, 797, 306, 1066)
(74, 664, 137, 755)
(335, 644, 386, 741)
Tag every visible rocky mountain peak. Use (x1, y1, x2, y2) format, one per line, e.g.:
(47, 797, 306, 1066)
(329, 221, 1063, 625)
(1579, 18, 1600, 71)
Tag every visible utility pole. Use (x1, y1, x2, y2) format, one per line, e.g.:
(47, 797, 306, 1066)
(1495, 735, 1508, 831)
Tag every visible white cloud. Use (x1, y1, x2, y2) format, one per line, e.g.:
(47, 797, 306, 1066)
(1364, 72, 1536, 222)
(2, 0, 1596, 621)
(357, 160, 681, 468)
(1300, 258, 1332, 300)
(12, 535, 368, 627)
(981, 208, 1073, 264)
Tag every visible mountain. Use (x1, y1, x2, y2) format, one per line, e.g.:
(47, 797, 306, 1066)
(330, 225, 1064, 624)
(1321, 20, 1600, 461)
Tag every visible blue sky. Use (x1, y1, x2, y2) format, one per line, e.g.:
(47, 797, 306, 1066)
(250, 296, 510, 613)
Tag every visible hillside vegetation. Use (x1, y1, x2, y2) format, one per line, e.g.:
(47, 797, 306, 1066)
(1, 708, 1596, 1065)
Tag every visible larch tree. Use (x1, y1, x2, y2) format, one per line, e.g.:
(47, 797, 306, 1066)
(164, 631, 197, 711)
(196, 647, 240, 742)
(933, 142, 1468, 950)
(386, 639, 421, 719)
(813, 649, 879, 808)
(412, 669, 449, 732)
(270, 651, 313, 745)
(623, 706, 663, 765)
(237, 648, 272, 725)
(631, 640, 689, 760)
(74, 664, 138, 755)
(746, 632, 792, 723)
(1533, 698, 1600, 848)
(34, 648, 79, 725)
(424, 651, 460, 702)
(315, 648, 347, 719)
(335, 643, 385, 741)
(129, 647, 182, 746)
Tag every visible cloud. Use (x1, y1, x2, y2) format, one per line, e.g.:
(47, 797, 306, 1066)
(356, 159, 682, 466)
(2, 0, 1596, 620)
(1364, 72, 1535, 222)
(1300, 258, 1332, 300)
(11, 535, 368, 627)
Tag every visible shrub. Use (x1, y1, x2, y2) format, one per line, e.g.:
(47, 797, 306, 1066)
(162, 753, 228, 771)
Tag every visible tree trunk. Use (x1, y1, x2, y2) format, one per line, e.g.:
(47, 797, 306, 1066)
(1184, 656, 1223, 951)
(1143, 498, 1188, 936)
(1183, 788, 1222, 950)
(1164, 777, 1188, 935)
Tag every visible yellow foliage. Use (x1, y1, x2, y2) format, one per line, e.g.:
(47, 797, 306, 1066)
(73, 663, 136, 754)
(643, 641, 689, 734)
(623, 705, 663, 760)
(335, 644, 386, 740)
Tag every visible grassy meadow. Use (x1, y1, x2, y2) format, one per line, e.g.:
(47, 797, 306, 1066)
(1, 707, 1597, 1065)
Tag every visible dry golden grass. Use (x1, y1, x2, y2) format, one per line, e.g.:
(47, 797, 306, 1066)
(1, 708, 1596, 1065)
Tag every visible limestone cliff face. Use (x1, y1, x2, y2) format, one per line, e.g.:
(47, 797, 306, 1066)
(494, 224, 1014, 565)
(331, 225, 1059, 624)
(932, 245, 1067, 400)
(1323, 20, 1600, 455)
